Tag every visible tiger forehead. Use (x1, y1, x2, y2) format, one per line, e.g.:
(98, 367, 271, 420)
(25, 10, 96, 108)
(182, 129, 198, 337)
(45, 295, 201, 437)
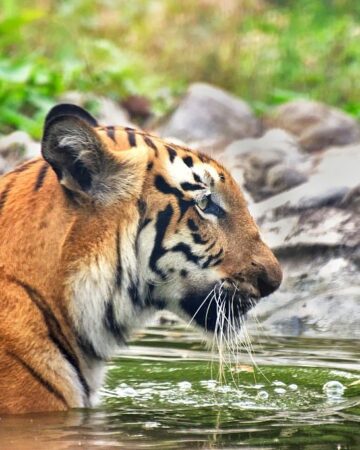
(95, 125, 227, 185)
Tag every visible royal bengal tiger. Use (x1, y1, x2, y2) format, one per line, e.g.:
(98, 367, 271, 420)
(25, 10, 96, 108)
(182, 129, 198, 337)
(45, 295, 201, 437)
(0, 104, 282, 414)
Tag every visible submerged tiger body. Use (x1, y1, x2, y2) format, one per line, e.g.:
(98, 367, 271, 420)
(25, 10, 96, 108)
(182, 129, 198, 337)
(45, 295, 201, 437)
(0, 104, 282, 414)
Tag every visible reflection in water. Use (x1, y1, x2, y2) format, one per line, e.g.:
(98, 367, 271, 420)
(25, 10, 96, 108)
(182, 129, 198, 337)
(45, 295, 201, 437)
(0, 327, 359, 449)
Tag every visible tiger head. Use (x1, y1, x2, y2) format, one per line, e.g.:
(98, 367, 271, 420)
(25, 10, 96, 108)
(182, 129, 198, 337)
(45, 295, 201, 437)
(42, 105, 282, 352)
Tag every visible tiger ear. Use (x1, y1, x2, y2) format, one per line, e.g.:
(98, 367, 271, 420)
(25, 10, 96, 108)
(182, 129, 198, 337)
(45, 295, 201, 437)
(44, 103, 99, 129)
(42, 105, 146, 204)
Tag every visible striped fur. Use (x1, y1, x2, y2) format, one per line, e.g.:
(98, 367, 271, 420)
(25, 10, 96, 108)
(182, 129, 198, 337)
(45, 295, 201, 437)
(0, 104, 282, 414)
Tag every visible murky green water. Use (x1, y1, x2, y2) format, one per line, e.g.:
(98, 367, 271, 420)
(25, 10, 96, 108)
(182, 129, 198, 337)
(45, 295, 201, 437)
(1, 326, 359, 449)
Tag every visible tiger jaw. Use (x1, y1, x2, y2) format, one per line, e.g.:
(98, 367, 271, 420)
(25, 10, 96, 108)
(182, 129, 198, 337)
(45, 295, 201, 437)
(177, 283, 257, 334)
(148, 275, 259, 335)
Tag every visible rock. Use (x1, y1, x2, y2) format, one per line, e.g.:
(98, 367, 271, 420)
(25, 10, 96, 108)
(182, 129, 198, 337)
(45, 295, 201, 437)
(158, 83, 259, 150)
(0, 155, 7, 175)
(264, 100, 360, 152)
(220, 129, 310, 201)
(250, 143, 360, 221)
(59, 92, 135, 127)
(0, 131, 41, 173)
(245, 143, 360, 338)
(247, 251, 360, 338)
(342, 184, 360, 211)
(121, 95, 152, 123)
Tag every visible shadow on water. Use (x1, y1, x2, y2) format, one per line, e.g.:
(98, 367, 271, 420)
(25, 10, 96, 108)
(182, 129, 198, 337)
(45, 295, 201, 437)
(0, 326, 359, 449)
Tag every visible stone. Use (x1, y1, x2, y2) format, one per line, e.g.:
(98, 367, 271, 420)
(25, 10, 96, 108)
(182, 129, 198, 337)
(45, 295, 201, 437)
(264, 99, 360, 152)
(250, 143, 360, 221)
(342, 184, 360, 211)
(243, 143, 360, 338)
(158, 83, 259, 150)
(220, 129, 310, 201)
(0, 155, 7, 175)
(0, 131, 41, 172)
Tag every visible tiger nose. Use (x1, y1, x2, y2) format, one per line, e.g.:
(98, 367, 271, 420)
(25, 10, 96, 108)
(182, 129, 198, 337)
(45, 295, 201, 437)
(257, 263, 282, 297)
(257, 270, 281, 297)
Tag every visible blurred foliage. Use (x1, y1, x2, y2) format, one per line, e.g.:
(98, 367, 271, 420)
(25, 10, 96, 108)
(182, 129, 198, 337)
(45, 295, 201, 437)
(0, 0, 359, 138)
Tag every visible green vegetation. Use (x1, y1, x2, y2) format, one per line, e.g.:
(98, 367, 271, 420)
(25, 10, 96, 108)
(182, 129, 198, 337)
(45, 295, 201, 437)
(0, 0, 359, 138)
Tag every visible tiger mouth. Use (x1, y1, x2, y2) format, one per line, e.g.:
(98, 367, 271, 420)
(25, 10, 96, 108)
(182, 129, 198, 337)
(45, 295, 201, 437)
(180, 284, 258, 333)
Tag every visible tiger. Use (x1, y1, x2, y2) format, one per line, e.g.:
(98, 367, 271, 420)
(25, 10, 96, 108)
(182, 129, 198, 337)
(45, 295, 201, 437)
(0, 104, 282, 414)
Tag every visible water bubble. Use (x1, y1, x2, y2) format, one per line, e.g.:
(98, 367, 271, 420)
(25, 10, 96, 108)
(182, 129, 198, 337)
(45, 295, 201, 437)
(323, 381, 345, 399)
(200, 380, 217, 390)
(288, 384, 298, 391)
(272, 380, 286, 387)
(177, 381, 192, 390)
(257, 390, 269, 400)
(274, 388, 287, 395)
(116, 386, 138, 397)
(143, 421, 160, 429)
(216, 385, 232, 394)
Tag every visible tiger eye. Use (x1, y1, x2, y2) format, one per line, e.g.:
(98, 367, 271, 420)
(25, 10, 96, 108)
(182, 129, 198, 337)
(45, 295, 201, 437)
(197, 195, 209, 211)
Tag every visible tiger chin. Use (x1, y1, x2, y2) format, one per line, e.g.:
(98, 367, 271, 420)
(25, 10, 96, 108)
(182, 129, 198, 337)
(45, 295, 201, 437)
(0, 104, 282, 414)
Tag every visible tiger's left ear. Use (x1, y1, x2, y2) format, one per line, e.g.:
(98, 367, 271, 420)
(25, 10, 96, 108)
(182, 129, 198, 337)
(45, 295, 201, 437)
(42, 104, 147, 204)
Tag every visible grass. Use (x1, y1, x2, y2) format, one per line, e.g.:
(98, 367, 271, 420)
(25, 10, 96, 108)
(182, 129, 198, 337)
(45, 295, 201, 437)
(0, 0, 359, 139)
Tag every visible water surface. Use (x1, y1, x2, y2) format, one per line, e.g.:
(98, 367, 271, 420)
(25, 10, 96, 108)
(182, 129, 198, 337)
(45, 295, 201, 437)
(1, 326, 359, 449)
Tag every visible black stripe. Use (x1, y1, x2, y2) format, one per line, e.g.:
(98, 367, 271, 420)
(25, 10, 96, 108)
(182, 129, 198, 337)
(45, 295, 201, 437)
(166, 145, 177, 162)
(8, 276, 90, 397)
(34, 163, 49, 191)
(183, 156, 193, 168)
(193, 173, 202, 183)
(106, 126, 116, 142)
(125, 128, 137, 147)
(125, 127, 136, 147)
(135, 200, 150, 256)
(144, 136, 158, 156)
(155, 175, 194, 221)
(180, 182, 203, 191)
(12, 159, 38, 174)
(202, 248, 224, 268)
(192, 233, 209, 245)
(0, 178, 15, 213)
(149, 204, 174, 279)
(171, 243, 201, 264)
(104, 301, 127, 343)
(187, 218, 199, 232)
(198, 153, 210, 163)
(155, 175, 183, 198)
(128, 271, 141, 305)
(115, 229, 122, 288)
(76, 333, 103, 361)
(7, 350, 68, 408)
(205, 241, 216, 252)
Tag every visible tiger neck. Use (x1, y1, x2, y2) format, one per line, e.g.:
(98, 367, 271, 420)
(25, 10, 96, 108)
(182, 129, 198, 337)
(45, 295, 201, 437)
(65, 203, 149, 363)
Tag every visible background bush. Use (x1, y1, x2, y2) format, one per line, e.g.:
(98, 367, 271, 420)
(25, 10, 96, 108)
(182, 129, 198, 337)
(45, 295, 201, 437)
(0, 0, 359, 138)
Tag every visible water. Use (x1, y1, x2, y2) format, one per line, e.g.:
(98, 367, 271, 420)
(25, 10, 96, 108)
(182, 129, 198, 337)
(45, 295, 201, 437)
(1, 326, 359, 449)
